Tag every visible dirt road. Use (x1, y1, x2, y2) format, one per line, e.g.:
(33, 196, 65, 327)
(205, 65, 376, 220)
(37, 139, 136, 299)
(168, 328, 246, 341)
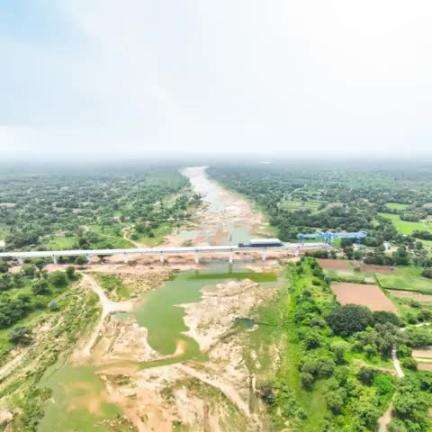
(78, 274, 133, 358)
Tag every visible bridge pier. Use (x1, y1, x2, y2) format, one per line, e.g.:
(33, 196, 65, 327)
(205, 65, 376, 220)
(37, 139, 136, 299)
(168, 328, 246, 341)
(123, 253, 128, 264)
(160, 253, 165, 264)
(261, 251, 267, 262)
(229, 254, 233, 264)
(52, 255, 57, 265)
(194, 253, 200, 264)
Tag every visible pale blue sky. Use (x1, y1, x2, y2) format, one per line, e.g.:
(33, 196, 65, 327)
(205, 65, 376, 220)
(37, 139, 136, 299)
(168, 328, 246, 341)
(1, 0, 432, 160)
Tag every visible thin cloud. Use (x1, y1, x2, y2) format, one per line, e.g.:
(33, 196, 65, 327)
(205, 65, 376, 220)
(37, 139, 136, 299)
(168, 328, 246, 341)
(1, 0, 431, 159)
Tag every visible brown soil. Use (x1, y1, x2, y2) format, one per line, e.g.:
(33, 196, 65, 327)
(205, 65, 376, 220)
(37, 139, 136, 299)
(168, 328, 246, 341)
(318, 259, 394, 275)
(318, 259, 352, 271)
(357, 263, 395, 274)
(332, 282, 398, 313)
(389, 290, 432, 303)
(418, 362, 432, 371)
(413, 348, 432, 359)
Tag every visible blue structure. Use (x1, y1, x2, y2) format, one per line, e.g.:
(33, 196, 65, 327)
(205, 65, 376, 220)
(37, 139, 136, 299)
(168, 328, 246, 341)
(298, 231, 367, 244)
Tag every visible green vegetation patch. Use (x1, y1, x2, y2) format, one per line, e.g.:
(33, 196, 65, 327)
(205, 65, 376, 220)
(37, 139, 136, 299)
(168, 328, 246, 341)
(255, 258, 396, 431)
(187, 270, 277, 283)
(94, 273, 131, 300)
(385, 202, 410, 211)
(376, 266, 432, 294)
(378, 213, 431, 235)
(279, 200, 322, 212)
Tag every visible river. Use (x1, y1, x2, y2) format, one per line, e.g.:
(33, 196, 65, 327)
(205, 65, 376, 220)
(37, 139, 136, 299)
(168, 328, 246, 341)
(37, 167, 278, 432)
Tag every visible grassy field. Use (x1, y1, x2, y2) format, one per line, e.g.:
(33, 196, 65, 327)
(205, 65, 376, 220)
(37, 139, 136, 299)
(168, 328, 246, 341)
(45, 235, 78, 250)
(385, 202, 410, 211)
(378, 213, 431, 235)
(89, 225, 133, 248)
(279, 200, 322, 212)
(376, 266, 432, 294)
(137, 223, 173, 246)
(93, 273, 132, 300)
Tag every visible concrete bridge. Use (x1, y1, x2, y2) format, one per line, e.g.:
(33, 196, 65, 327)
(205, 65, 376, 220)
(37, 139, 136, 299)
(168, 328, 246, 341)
(0, 242, 327, 264)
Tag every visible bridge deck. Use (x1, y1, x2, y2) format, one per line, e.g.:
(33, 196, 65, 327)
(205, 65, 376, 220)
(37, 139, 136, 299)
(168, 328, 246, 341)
(0, 243, 326, 259)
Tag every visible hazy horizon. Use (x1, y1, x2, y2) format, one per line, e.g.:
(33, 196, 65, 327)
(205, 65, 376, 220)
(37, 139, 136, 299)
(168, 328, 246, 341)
(1, 1, 432, 160)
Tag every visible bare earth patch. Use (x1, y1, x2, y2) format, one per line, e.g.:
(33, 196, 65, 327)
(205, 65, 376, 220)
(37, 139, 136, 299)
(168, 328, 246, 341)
(389, 290, 432, 303)
(417, 362, 432, 371)
(332, 282, 398, 313)
(318, 259, 352, 271)
(82, 277, 274, 431)
(357, 263, 395, 274)
(413, 348, 432, 359)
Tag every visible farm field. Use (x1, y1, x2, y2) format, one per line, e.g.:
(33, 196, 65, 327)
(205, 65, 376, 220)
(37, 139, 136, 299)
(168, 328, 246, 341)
(318, 259, 395, 275)
(376, 266, 432, 294)
(317, 258, 351, 271)
(378, 212, 432, 235)
(331, 282, 397, 313)
(389, 290, 432, 303)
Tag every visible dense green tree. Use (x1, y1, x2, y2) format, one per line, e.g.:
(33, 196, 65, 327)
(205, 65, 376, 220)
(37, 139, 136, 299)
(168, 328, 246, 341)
(327, 304, 374, 336)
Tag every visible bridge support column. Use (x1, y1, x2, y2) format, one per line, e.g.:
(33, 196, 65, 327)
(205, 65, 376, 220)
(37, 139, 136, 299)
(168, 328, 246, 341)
(17, 258, 24, 266)
(160, 253, 165, 264)
(123, 253, 128, 264)
(194, 253, 200, 264)
(52, 255, 57, 265)
(86, 255, 92, 263)
(229, 254, 233, 264)
(261, 251, 267, 262)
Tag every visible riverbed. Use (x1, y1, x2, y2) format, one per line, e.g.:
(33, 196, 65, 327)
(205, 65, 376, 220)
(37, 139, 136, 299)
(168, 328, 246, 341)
(36, 167, 279, 431)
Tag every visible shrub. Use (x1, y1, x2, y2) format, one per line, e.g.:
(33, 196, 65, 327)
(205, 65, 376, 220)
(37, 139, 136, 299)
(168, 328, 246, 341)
(373, 311, 401, 327)
(405, 327, 432, 348)
(421, 268, 432, 279)
(326, 390, 344, 414)
(9, 327, 32, 345)
(0, 260, 8, 274)
(357, 367, 376, 386)
(74, 255, 88, 265)
(327, 304, 374, 336)
(401, 358, 417, 371)
(393, 390, 427, 422)
(373, 374, 395, 396)
(65, 266, 77, 280)
(22, 264, 36, 278)
(330, 341, 348, 365)
(397, 345, 412, 358)
(259, 384, 276, 405)
(301, 372, 314, 390)
(302, 329, 322, 350)
(48, 271, 67, 288)
(388, 419, 408, 432)
(31, 279, 51, 295)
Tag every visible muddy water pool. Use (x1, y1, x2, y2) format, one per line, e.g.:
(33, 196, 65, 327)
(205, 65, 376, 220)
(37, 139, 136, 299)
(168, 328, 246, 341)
(37, 265, 278, 431)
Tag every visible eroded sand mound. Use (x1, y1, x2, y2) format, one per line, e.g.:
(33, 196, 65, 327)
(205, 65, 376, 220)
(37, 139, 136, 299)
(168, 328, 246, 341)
(86, 278, 276, 431)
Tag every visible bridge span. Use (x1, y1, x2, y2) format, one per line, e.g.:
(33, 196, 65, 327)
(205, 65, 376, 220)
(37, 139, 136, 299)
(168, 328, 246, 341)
(0, 242, 327, 264)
